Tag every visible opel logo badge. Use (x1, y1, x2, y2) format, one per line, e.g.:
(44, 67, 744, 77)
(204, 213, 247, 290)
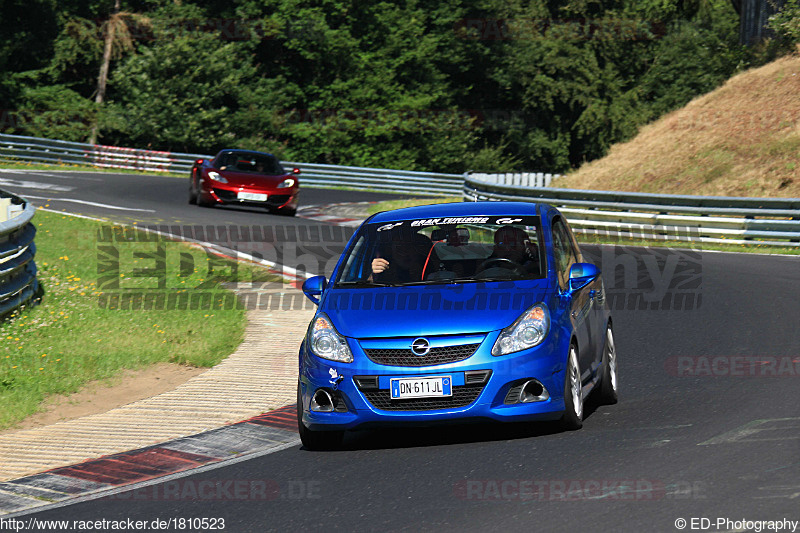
(411, 338, 430, 356)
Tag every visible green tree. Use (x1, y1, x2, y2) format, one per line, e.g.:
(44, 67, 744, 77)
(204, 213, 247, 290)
(12, 85, 95, 142)
(90, 0, 152, 143)
(104, 4, 260, 152)
(768, 0, 800, 51)
(0, 0, 59, 110)
(0, 0, 759, 174)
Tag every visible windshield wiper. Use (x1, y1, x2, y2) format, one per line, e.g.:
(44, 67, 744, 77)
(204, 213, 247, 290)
(470, 277, 522, 283)
(335, 280, 396, 287)
(393, 277, 479, 286)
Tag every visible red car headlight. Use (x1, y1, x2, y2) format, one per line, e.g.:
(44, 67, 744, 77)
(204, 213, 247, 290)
(208, 171, 228, 183)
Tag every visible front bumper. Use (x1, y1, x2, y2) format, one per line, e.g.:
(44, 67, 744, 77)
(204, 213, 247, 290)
(299, 333, 571, 431)
(203, 182, 299, 210)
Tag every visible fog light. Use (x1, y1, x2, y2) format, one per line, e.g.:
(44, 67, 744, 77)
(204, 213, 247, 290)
(519, 380, 549, 403)
(310, 389, 335, 412)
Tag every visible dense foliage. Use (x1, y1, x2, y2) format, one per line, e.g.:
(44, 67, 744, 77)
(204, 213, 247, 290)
(768, 0, 800, 51)
(0, 0, 776, 172)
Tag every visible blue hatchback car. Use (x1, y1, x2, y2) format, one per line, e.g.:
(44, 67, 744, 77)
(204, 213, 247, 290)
(298, 202, 617, 449)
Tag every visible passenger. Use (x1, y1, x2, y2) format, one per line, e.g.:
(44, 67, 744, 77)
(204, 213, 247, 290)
(371, 230, 438, 283)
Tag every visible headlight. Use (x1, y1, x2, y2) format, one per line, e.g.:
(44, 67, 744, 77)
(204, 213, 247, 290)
(208, 171, 227, 183)
(277, 178, 295, 188)
(308, 313, 353, 363)
(492, 303, 550, 356)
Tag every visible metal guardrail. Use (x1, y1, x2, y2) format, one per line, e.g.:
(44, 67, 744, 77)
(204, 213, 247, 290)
(3, 133, 798, 246)
(0, 133, 203, 173)
(468, 172, 561, 188)
(463, 174, 800, 247)
(0, 189, 41, 319)
(282, 161, 462, 196)
(0, 133, 463, 196)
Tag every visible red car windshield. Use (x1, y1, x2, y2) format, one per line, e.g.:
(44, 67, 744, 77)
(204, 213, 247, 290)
(216, 152, 285, 175)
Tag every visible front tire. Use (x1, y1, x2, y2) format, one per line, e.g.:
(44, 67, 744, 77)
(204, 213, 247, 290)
(598, 326, 618, 405)
(197, 193, 213, 208)
(560, 344, 583, 430)
(297, 383, 344, 450)
(188, 178, 198, 205)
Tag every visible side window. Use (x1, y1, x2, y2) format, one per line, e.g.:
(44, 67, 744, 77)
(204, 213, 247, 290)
(562, 218, 583, 263)
(551, 217, 577, 289)
(337, 235, 367, 282)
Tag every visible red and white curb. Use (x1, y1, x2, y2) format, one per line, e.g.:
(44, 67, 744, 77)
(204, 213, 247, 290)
(297, 202, 372, 227)
(0, 203, 376, 517)
(0, 406, 300, 516)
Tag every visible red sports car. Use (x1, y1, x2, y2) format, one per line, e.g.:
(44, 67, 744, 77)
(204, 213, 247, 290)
(189, 149, 300, 216)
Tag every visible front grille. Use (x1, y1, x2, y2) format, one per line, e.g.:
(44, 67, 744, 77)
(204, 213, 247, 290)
(361, 384, 485, 411)
(465, 369, 492, 385)
(212, 188, 237, 201)
(353, 376, 379, 390)
(266, 194, 290, 206)
(364, 343, 479, 367)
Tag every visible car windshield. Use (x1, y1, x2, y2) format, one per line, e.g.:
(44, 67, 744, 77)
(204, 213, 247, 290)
(216, 152, 284, 175)
(334, 215, 545, 287)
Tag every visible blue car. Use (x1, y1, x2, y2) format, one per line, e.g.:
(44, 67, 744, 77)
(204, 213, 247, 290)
(297, 202, 617, 449)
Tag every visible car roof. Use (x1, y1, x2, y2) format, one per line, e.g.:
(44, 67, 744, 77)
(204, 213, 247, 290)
(215, 149, 277, 158)
(368, 201, 548, 223)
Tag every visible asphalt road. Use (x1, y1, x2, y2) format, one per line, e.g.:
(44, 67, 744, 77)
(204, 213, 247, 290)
(0, 168, 405, 278)
(4, 170, 799, 532)
(0, 168, 402, 225)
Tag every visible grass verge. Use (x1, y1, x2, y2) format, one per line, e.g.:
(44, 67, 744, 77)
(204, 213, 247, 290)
(366, 196, 462, 215)
(0, 210, 282, 430)
(0, 159, 185, 177)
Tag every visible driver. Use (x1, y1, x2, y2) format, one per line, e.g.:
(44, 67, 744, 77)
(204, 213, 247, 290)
(479, 225, 539, 275)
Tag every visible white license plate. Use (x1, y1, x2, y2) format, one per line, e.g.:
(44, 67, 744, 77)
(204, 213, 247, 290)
(237, 192, 268, 202)
(390, 376, 452, 399)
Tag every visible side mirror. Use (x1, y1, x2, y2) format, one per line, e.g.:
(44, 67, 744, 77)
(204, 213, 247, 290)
(568, 263, 599, 292)
(292, 167, 301, 175)
(195, 158, 205, 166)
(302, 275, 327, 305)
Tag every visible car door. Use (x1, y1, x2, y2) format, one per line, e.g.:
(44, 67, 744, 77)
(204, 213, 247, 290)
(563, 217, 604, 373)
(551, 216, 594, 381)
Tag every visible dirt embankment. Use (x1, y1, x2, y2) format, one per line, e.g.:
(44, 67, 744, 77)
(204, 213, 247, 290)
(560, 55, 800, 198)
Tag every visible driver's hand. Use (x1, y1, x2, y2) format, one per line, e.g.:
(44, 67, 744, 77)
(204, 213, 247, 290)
(372, 257, 390, 274)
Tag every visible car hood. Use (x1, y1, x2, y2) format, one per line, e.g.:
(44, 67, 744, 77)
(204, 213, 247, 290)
(214, 170, 290, 188)
(320, 279, 552, 339)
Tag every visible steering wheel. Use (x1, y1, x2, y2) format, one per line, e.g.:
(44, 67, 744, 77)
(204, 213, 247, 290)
(477, 257, 526, 277)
